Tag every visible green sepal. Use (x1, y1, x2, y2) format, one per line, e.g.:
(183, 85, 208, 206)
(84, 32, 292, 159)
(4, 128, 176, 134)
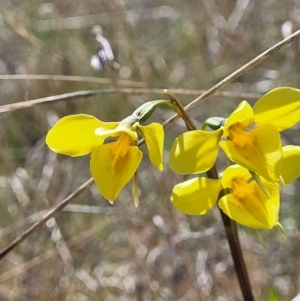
(254, 229, 268, 250)
(132, 171, 139, 208)
(203, 117, 225, 130)
(249, 170, 271, 199)
(132, 100, 177, 123)
(276, 223, 287, 239)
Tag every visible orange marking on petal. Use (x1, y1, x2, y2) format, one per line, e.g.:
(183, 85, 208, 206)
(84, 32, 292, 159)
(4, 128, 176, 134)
(226, 124, 255, 147)
(110, 133, 133, 174)
(228, 175, 256, 200)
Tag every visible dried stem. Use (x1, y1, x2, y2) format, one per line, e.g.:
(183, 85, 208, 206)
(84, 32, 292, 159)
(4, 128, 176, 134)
(218, 208, 254, 301)
(163, 28, 300, 130)
(0, 87, 260, 114)
(0, 178, 94, 261)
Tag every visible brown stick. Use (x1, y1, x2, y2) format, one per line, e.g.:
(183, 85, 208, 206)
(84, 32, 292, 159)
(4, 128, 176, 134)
(163, 28, 300, 130)
(0, 88, 260, 114)
(0, 178, 94, 261)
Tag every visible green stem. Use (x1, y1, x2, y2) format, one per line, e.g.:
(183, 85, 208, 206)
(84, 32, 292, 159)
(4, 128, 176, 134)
(167, 91, 254, 300)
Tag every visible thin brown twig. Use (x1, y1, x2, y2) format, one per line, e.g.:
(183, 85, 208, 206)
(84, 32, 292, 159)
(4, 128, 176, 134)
(0, 87, 260, 114)
(0, 30, 299, 262)
(218, 209, 254, 301)
(0, 217, 120, 282)
(0, 178, 94, 261)
(0, 205, 119, 238)
(0, 74, 149, 87)
(164, 89, 195, 131)
(163, 28, 300, 130)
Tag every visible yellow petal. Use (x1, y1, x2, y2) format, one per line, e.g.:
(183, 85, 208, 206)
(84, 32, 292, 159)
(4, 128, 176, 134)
(281, 145, 300, 184)
(253, 87, 300, 131)
(46, 114, 116, 156)
(90, 144, 143, 202)
(223, 101, 254, 133)
(220, 124, 282, 183)
(171, 177, 222, 215)
(219, 165, 279, 229)
(169, 129, 222, 174)
(138, 123, 164, 171)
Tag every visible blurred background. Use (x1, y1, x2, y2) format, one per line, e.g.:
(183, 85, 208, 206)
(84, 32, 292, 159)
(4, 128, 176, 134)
(0, 0, 300, 300)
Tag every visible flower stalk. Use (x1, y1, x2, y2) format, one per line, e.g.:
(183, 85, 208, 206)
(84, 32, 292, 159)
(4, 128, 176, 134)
(168, 91, 254, 301)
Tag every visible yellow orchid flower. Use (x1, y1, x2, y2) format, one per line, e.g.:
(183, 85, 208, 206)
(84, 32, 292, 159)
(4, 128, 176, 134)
(46, 114, 164, 203)
(169, 100, 282, 182)
(170, 87, 300, 183)
(171, 165, 280, 229)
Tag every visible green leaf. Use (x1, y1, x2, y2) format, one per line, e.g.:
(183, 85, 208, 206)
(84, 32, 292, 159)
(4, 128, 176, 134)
(266, 285, 281, 301)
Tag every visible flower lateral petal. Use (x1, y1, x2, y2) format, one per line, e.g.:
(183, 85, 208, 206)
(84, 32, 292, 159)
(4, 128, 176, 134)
(220, 124, 282, 183)
(46, 114, 111, 157)
(90, 144, 143, 202)
(253, 87, 300, 131)
(223, 101, 254, 133)
(171, 177, 222, 215)
(138, 123, 164, 171)
(169, 129, 222, 175)
(281, 145, 300, 184)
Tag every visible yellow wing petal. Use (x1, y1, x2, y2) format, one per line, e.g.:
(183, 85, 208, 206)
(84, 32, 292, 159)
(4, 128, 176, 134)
(224, 101, 254, 133)
(171, 177, 222, 215)
(169, 129, 222, 174)
(281, 145, 300, 184)
(46, 114, 115, 156)
(138, 123, 164, 171)
(253, 87, 300, 131)
(220, 124, 282, 183)
(90, 144, 143, 202)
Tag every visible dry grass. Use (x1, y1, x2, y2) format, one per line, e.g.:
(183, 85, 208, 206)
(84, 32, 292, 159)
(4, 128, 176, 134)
(0, 0, 300, 300)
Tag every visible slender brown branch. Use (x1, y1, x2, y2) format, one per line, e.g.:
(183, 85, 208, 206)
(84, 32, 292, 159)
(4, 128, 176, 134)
(0, 178, 94, 261)
(0, 218, 120, 282)
(0, 74, 149, 87)
(0, 87, 259, 114)
(163, 28, 300, 130)
(0, 90, 114, 113)
(164, 89, 195, 131)
(219, 209, 254, 301)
